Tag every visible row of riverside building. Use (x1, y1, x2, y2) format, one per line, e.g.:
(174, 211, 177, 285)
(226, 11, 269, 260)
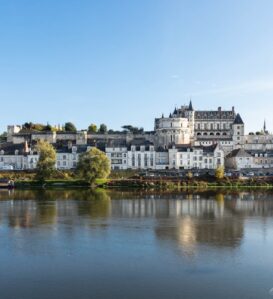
(0, 101, 272, 171)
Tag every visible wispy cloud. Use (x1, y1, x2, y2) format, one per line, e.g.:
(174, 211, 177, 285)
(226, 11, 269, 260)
(185, 78, 273, 97)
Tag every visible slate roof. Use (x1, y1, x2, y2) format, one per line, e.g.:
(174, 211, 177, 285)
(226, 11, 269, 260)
(0, 142, 37, 155)
(226, 148, 252, 158)
(233, 113, 244, 125)
(195, 110, 236, 120)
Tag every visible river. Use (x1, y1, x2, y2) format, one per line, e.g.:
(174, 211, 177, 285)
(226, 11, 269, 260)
(0, 189, 273, 299)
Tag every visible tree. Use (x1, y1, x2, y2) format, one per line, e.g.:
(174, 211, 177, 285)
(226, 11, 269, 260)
(42, 124, 53, 132)
(88, 124, 97, 133)
(0, 132, 7, 143)
(215, 166, 225, 180)
(76, 147, 110, 186)
(64, 122, 77, 132)
(22, 122, 33, 130)
(35, 140, 56, 181)
(98, 124, 107, 134)
(122, 125, 144, 134)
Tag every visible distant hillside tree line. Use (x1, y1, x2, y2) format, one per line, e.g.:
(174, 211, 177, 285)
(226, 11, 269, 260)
(18, 121, 145, 135)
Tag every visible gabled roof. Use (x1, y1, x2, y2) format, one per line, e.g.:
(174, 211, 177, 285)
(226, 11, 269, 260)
(226, 148, 251, 158)
(234, 113, 244, 125)
(0, 142, 38, 155)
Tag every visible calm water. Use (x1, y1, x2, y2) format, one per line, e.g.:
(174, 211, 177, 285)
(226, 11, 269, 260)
(0, 189, 273, 299)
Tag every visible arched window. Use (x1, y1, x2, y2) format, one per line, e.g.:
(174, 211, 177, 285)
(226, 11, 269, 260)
(197, 132, 201, 136)
(210, 132, 214, 136)
(216, 132, 220, 136)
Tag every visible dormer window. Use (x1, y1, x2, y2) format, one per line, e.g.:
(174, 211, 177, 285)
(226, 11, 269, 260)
(15, 150, 19, 155)
(72, 146, 77, 153)
(0, 150, 4, 155)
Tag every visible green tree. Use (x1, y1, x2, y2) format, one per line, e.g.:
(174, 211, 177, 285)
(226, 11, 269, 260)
(122, 125, 144, 134)
(98, 124, 107, 134)
(64, 122, 77, 132)
(76, 147, 110, 186)
(35, 140, 56, 181)
(88, 124, 97, 133)
(215, 166, 225, 180)
(42, 124, 53, 132)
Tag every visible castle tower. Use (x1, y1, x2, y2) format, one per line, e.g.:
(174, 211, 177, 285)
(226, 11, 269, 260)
(187, 100, 195, 143)
(232, 113, 245, 148)
(154, 101, 194, 148)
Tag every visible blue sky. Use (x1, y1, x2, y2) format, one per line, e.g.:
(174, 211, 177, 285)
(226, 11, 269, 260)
(1, 0, 273, 133)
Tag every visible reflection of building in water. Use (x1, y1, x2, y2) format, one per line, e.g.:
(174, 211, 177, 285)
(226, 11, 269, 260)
(154, 200, 244, 256)
(0, 200, 57, 228)
(0, 190, 113, 229)
(111, 197, 226, 218)
(110, 197, 244, 255)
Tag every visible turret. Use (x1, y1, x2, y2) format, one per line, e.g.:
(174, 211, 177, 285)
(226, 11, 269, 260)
(232, 113, 245, 147)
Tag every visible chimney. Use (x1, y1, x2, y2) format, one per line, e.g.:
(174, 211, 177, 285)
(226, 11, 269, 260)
(24, 140, 29, 154)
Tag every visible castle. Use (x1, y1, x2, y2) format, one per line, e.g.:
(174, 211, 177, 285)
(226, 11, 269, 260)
(155, 101, 244, 152)
(0, 101, 271, 171)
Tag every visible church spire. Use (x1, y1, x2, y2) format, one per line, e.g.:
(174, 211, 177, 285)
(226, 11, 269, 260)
(264, 119, 267, 133)
(188, 99, 193, 111)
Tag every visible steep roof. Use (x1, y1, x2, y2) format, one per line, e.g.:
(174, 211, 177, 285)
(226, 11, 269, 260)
(234, 113, 244, 125)
(189, 100, 193, 111)
(226, 148, 251, 158)
(0, 142, 37, 155)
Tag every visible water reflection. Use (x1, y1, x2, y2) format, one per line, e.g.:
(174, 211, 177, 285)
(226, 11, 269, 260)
(1, 189, 273, 299)
(1, 189, 273, 252)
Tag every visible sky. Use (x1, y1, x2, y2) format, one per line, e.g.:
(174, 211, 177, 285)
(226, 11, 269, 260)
(1, 0, 273, 133)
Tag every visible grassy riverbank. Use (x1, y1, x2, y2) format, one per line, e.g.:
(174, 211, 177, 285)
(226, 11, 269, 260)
(2, 170, 273, 190)
(101, 177, 273, 190)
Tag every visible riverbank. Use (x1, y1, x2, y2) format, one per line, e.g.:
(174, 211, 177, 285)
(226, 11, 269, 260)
(2, 170, 273, 190)
(101, 176, 273, 189)
(9, 177, 273, 190)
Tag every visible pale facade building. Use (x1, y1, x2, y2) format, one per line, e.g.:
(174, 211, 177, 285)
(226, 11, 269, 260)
(168, 144, 224, 170)
(225, 149, 255, 170)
